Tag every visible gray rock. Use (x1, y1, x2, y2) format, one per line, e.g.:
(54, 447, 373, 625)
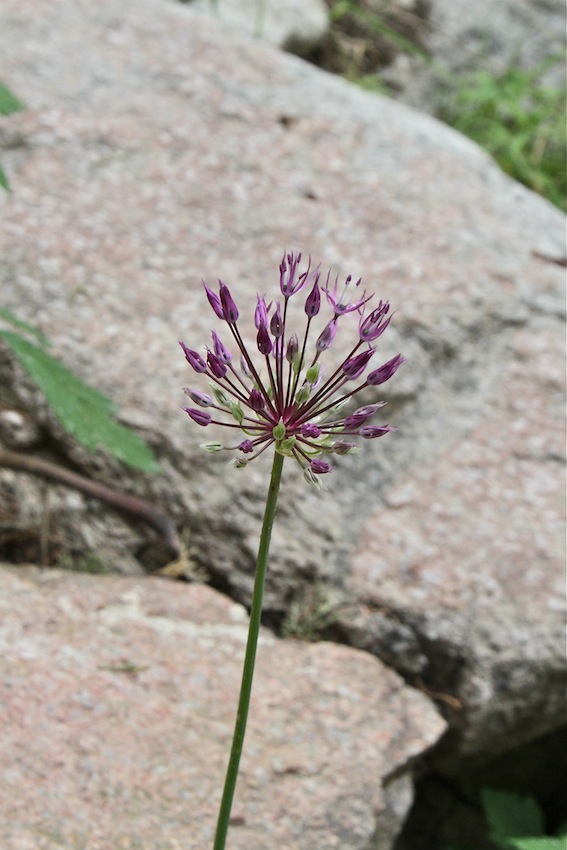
(186, 0, 330, 55)
(0, 0, 564, 790)
(381, 0, 566, 109)
(0, 565, 446, 849)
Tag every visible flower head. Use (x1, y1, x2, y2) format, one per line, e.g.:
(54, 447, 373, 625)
(180, 255, 403, 485)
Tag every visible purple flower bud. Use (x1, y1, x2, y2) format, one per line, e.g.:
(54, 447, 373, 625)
(342, 348, 375, 380)
(257, 322, 273, 355)
(331, 441, 357, 455)
(254, 295, 270, 329)
(211, 329, 232, 364)
(183, 407, 212, 426)
(359, 425, 395, 439)
(301, 423, 321, 438)
(359, 302, 391, 342)
(304, 277, 321, 318)
(286, 333, 299, 363)
(219, 281, 239, 323)
(343, 402, 385, 428)
(367, 354, 405, 386)
(183, 387, 213, 407)
(316, 318, 338, 352)
(279, 251, 305, 297)
(248, 388, 265, 411)
(310, 458, 332, 474)
(238, 439, 254, 454)
(207, 349, 227, 379)
(270, 301, 283, 338)
(179, 341, 207, 373)
(203, 282, 225, 320)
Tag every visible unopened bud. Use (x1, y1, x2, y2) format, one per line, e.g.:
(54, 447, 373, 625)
(306, 363, 320, 384)
(272, 419, 286, 441)
(183, 387, 213, 407)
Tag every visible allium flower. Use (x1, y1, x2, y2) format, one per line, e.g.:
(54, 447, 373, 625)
(180, 252, 404, 486)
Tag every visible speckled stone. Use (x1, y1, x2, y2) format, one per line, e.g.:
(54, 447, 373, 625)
(0, 566, 445, 849)
(0, 0, 564, 777)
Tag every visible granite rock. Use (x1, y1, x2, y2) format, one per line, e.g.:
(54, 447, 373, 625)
(0, 0, 564, 780)
(0, 565, 446, 849)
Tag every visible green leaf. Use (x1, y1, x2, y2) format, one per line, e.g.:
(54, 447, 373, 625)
(483, 789, 545, 845)
(508, 839, 566, 850)
(0, 330, 160, 472)
(0, 80, 25, 115)
(0, 163, 9, 192)
(0, 308, 50, 347)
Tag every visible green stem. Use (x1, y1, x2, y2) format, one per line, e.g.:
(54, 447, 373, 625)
(213, 450, 285, 850)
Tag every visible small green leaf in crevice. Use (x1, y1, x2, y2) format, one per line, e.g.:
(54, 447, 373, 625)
(0, 330, 160, 473)
(483, 789, 545, 846)
(0, 164, 10, 191)
(0, 80, 25, 116)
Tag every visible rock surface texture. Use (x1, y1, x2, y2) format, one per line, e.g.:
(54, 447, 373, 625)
(0, 0, 565, 838)
(0, 565, 445, 849)
(188, 0, 330, 56)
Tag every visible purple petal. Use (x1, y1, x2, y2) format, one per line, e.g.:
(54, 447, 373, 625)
(203, 281, 225, 320)
(359, 425, 395, 438)
(300, 423, 321, 438)
(316, 318, 338, 352)
(254, 295, 270, 329)
(331, 440, 357, 455)
(248, 388, 265, 411)
(179, 342, 207, 373)
(310, 458, 332, 474)
(183, 407, 212, 426)
(211, 329, 232, 364)
(324, 273, 372, 316)
(342, 348, 375, 380)
(367, 354, 405, 386)
(207, 349, 228, 379)
(304, 277, 321, 318)
(359, 302, 391, 342)
(238, 439, 255, 454)
(286, 333, 299, 363)
(219, 281, 239, 323)
(183, 387, 213, 407)
(257, 322, 273, 355)
(343, 402, 385, 428)
(279, 251, 305, 297)
(270, 301, 283, 338)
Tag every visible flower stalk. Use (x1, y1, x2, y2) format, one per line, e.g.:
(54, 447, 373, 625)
(213, 450, 284, 850)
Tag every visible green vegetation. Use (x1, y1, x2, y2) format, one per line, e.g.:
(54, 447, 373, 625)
(0, 80, 25, 191)
(57, 552, 112, 574)
(0, 310, 160, 473)
(321, 2, 566, 211)
(281, 582, 336, 641)
(438, 63, 567, 212)
(448, 789, 567, 850)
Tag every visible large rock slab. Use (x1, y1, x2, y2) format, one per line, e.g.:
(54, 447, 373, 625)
(0, 0, 564, 776)
(0, 565, 445, 849)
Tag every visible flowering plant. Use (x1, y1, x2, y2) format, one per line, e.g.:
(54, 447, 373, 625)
(181, 252, 403, 487)
(179, 252, 403, 848)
